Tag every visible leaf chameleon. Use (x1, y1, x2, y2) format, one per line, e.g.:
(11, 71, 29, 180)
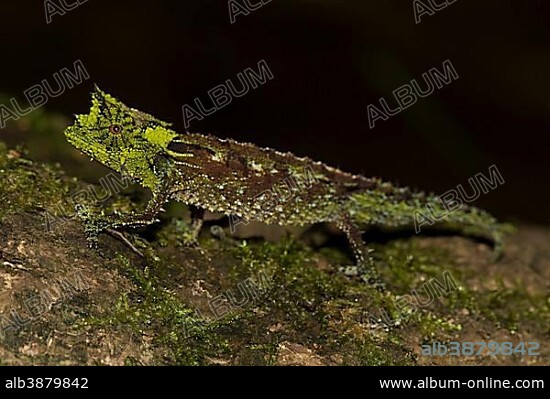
(64, 88, 509, 285)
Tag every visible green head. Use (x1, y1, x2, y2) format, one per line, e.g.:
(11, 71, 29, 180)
(65, 87, 177, 189)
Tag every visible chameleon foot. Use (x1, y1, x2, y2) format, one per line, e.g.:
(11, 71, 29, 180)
(75, 204, 144, 257)
(75, 204, 109, 248)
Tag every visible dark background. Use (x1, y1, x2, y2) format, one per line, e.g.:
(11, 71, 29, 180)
(0, 0, 548, 224)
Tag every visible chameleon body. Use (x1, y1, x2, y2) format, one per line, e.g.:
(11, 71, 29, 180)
(64, 88, 507, 283)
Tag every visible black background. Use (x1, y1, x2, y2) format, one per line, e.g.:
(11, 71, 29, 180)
(0, 0, 548, 224)
(0, 365, 547, 390)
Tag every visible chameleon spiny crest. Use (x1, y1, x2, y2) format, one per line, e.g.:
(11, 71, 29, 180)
(64, 87, 509, 284)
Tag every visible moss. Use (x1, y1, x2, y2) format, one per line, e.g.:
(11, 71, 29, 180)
(0, 116, 548, 365)
(0, 148, 67, 220)
(475, 280, 549, 334)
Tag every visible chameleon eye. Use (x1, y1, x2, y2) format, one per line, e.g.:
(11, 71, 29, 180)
(109, 124, 123, 134)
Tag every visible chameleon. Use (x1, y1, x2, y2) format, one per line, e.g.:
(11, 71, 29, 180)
(64, 87, 509, 284)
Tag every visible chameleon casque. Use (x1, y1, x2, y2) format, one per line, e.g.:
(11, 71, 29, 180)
(64, 87, 508, 284)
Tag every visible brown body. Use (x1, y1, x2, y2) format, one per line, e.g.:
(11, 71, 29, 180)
(167, 133, 377, 226)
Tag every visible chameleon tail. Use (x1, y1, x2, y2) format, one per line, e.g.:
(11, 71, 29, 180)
(347, 187, 513, 260)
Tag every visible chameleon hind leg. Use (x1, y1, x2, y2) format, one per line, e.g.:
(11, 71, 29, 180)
(180, 205, 205, 245)
(335, 214, 383, 288)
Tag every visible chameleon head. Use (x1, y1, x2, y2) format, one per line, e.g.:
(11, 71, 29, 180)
(64, 86, 177, 187)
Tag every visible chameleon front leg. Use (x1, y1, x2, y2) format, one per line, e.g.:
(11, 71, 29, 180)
(335, 214, 383, 288)
(75, 180, 171, 252)
(111, 194, 168, 229)
(76, 177, 207, 253)
(76, 192, 167, 248)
